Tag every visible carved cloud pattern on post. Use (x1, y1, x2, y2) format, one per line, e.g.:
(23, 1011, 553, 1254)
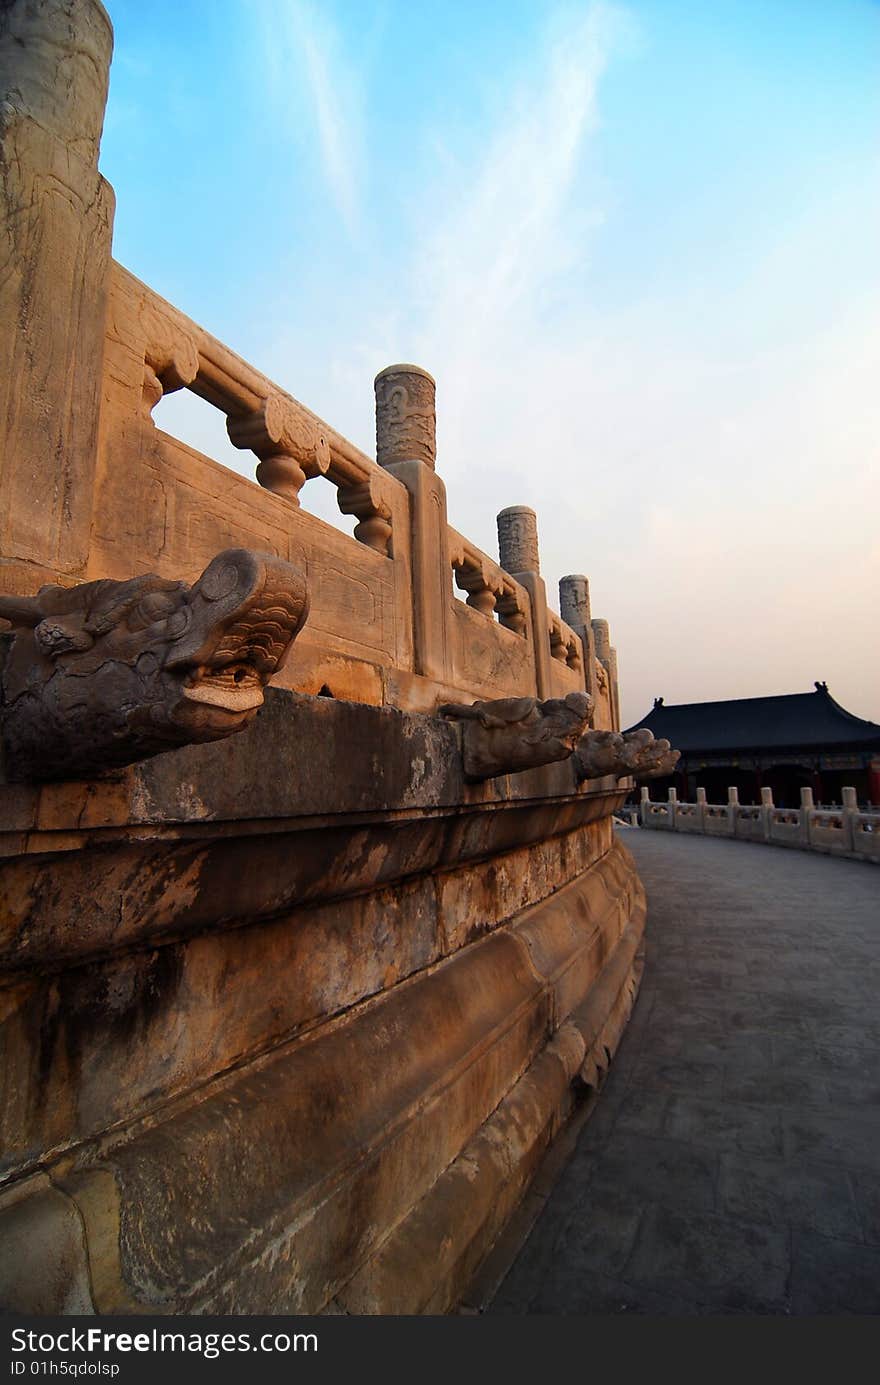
(440, 692, 592, 781)
(0, 549, 309, 781)
(374, 365, 437, 469)
(574, 727, 680, 783)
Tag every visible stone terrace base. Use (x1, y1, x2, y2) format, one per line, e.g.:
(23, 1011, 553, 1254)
(0, 692, 643, 1314)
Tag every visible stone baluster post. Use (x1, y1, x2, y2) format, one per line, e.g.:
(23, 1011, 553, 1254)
(591, 618, 616, 730)
(608, 647, 621, 732)
(696, 785, 707, 833)
(592, 619, 610, 663)
(639, 785, 650, 828)
(668, 785, 677, 829)
(841, 786, 857, 854)
(760, 785, 774, 842)
(375, 365, 450, 683)
(727, 785, 739, 836)
(497, 506, 550, 698)
(0, 0, 115, 593)
(559, 574, 596, 705)
(799, 786, 814, 847)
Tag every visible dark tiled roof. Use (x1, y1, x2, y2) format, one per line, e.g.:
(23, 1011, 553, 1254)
(625, 684, 880, 754)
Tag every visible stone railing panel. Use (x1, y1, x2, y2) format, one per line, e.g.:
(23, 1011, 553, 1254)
(853, 813, 880, 861)
(547, 613, 584, 699)
(702, 804, 733, 837)
(809, 809, 850, 855)
(446, 528, 537, 699)
(639, 786, 877, 864)
(92, 266, 415, 700)
(672, 802, 702, 833)
(735, 806, 765, 843)
(768, 809, 803, 848)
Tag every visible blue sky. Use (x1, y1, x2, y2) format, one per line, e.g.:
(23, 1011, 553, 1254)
(100, 0, 880, 726)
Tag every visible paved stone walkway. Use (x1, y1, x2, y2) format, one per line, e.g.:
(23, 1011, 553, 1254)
(487, 830, 880, 1315)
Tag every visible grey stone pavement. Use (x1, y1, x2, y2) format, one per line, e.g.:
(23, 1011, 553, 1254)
(486, 830, 880, 1315)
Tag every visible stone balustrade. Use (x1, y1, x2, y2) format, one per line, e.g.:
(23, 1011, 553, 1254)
(638, 784, 879, 863)
(0, 243, 622, 722)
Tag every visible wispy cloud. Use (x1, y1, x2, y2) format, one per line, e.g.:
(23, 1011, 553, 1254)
(338, 3, 631, 535)
(416, 5, 615, 342)
(254, 0, 364, 235)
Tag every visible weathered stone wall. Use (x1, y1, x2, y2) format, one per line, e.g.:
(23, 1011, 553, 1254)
(0, 693, 644, 1312)
(0, 0, 639, 1314)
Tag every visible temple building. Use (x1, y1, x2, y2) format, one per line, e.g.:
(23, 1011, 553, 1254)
(627, 682, 880, 808)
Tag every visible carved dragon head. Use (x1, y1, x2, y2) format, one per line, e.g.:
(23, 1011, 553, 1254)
(574, 727, 680, 783)
(440, 691, 592, 780)
(0, 549, 309, 781)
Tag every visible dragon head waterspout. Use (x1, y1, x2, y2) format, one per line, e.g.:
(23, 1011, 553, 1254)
(0, 549, 309, 781)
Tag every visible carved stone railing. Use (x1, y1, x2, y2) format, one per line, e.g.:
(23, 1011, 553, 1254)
(83, 269, 620, 718)
(128, 265, 398, 551)
(638, 784, 879, 863)
(0, 0, 624, 725)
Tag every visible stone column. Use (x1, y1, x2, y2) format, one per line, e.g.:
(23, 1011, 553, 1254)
(760, 785, 773, 842)
(591, 619, 610, 665)
(590, 618, 614, 730)
(0, 0, 116, 592)
(841, 786, 857, 853)
(799, 786, 814, 848)
(498, 506, 550, 698)
(727, 785, 739, 836)
(375, 365, 451, 683)
(608, 647, 621, 732)
(559, 574, 596, 704)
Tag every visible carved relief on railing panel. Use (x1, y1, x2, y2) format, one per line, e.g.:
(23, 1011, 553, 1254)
(227, 394, 331, 507)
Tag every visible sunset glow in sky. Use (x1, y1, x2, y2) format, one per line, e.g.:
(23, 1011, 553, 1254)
(100, 0, 880, 727)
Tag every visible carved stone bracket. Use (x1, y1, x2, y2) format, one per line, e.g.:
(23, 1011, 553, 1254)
(449, 541, 505, 617)
(337, 473, 394, 556)
(495, 584, 529, 637)
(228, 394, 331, 506)
(575, 728, 680, 783)
(140, 303, 200, 417)
(549, 617, 581, 671)
(440, 692, 592, 781)
(0, 549, 310, 781)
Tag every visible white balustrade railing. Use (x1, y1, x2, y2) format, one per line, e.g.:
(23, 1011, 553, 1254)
(636, 784, 879, 863)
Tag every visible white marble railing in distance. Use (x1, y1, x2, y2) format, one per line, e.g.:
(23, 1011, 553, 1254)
(636, 785, 879, 864)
